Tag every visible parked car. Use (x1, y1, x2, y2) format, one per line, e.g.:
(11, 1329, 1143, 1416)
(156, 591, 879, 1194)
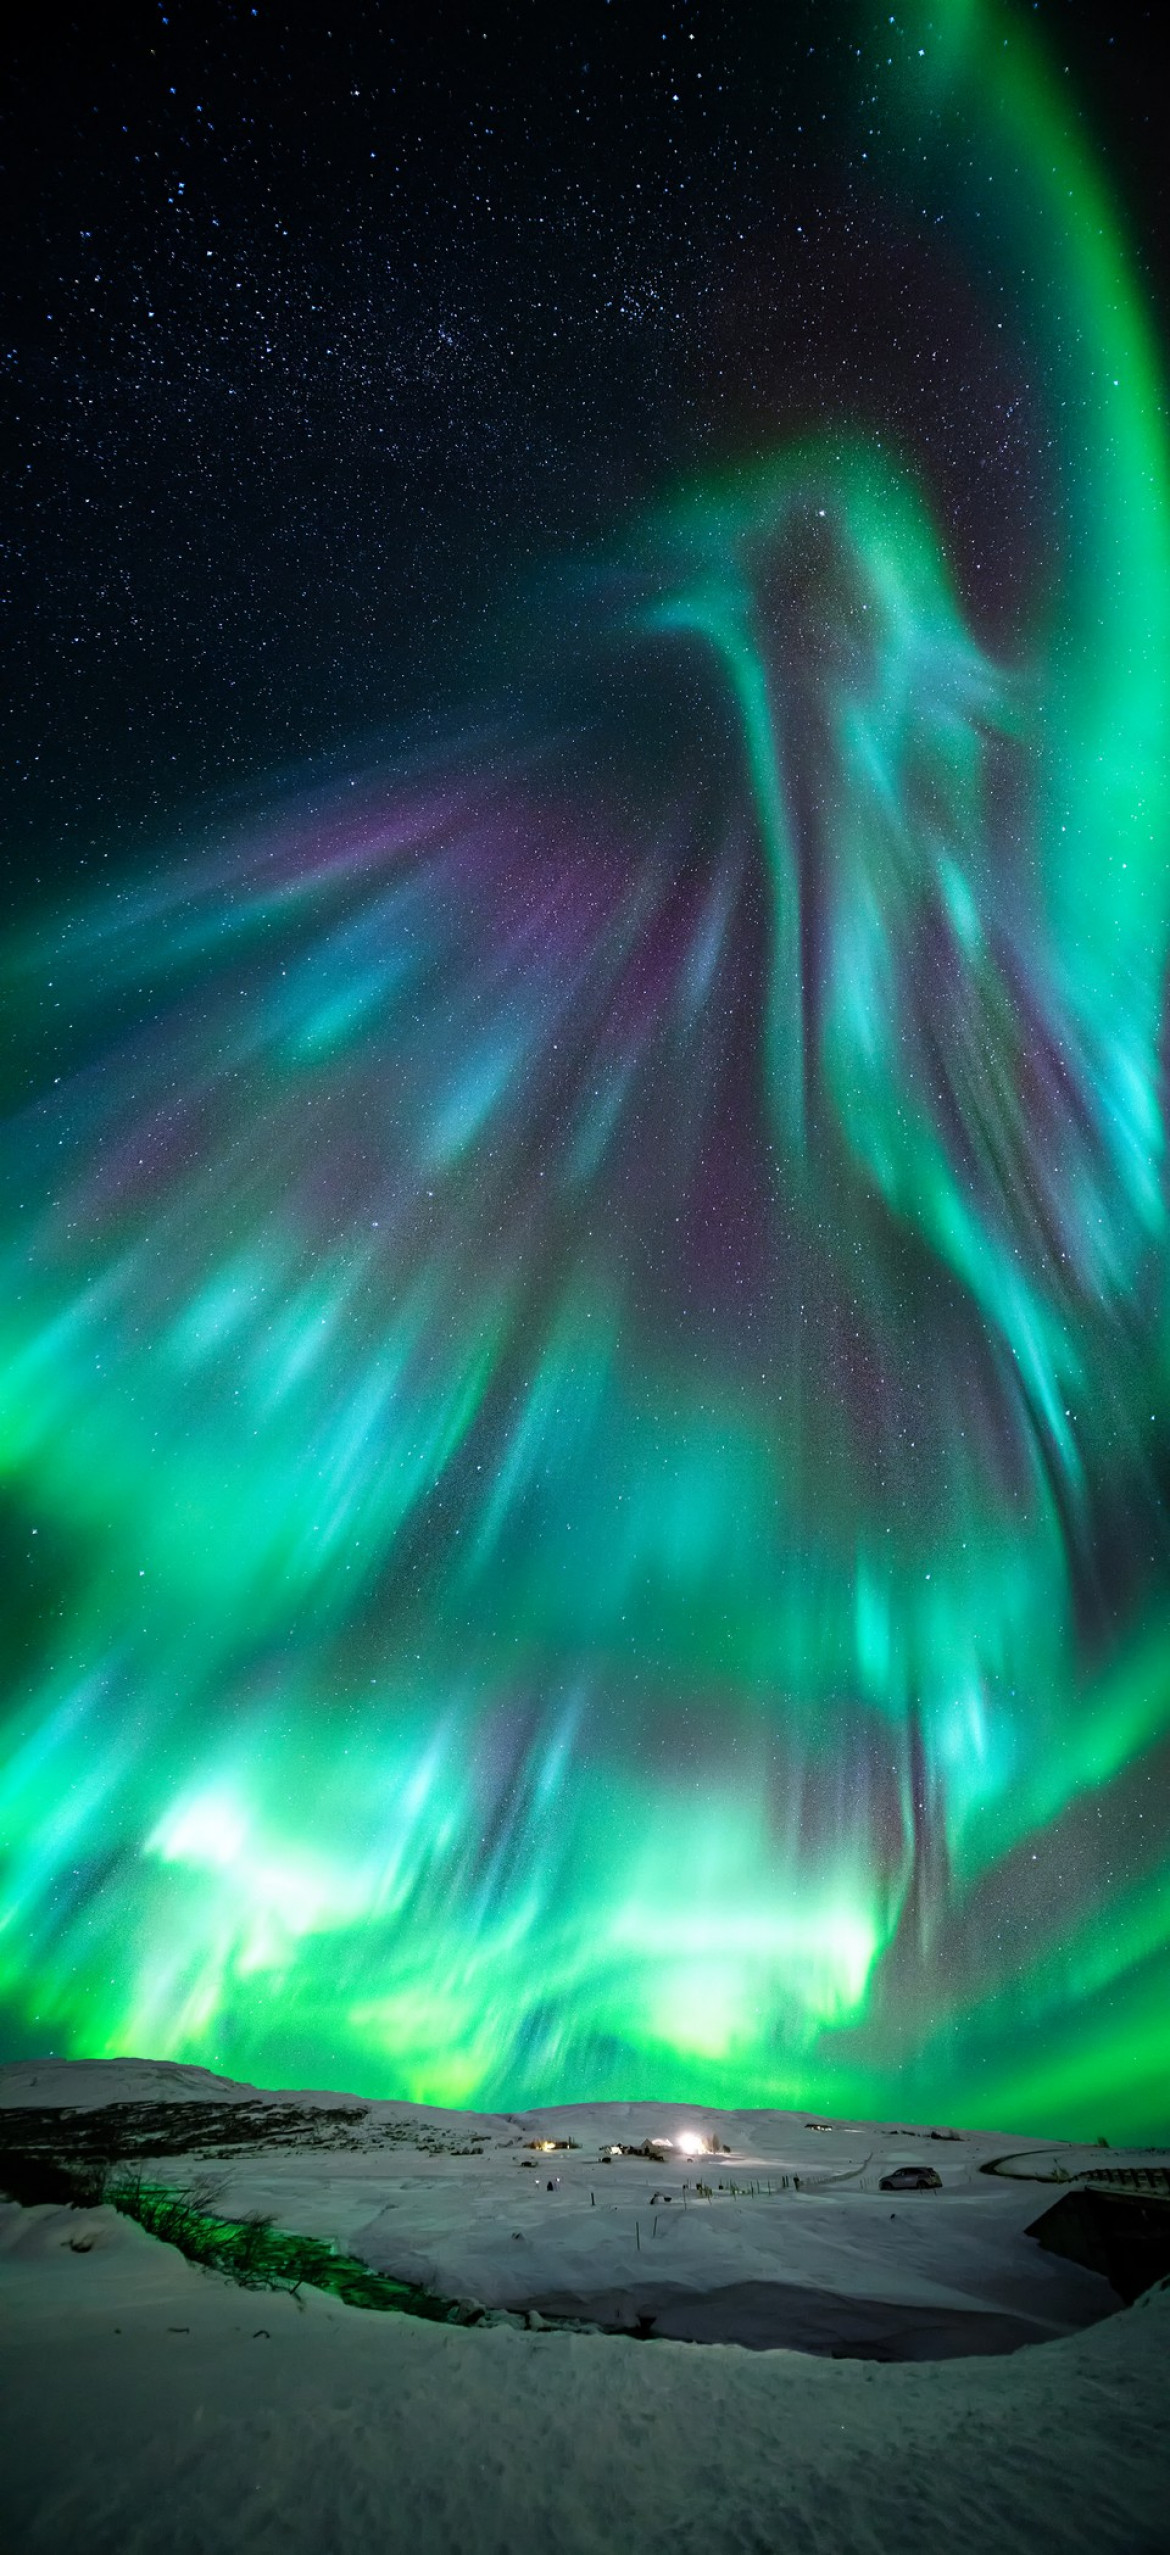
(879, 2164, 942, 2192)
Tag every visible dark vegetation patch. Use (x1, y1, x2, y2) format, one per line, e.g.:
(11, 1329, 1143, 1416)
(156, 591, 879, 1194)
(0, 2100, 489, 2165)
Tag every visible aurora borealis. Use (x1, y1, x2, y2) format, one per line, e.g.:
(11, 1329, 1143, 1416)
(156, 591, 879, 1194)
(3, 0, 1170, 2143)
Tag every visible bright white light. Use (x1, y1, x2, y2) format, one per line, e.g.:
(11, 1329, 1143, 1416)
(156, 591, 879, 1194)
(675, 2129, 707, 2155)
(149, 1792, 247, 1870)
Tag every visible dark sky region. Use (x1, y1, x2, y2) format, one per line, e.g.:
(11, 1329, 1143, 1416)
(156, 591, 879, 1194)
(1, 0, 1166, 910)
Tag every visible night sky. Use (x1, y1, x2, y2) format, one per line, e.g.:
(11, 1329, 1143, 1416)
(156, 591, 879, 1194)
(3, 0, 1170, 2141)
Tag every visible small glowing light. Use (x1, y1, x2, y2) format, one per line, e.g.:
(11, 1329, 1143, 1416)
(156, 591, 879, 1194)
(675, 2129, 707, 2155)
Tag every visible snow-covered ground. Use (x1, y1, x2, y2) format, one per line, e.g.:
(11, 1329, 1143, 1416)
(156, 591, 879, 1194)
(1, 2058, 1168, 2552)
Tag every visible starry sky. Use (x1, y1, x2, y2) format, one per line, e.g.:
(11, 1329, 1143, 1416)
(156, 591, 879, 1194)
(3, 0, 1170, 2141)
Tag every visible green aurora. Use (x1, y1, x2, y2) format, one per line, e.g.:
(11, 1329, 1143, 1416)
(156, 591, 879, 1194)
(3, 0, 1170, 2140)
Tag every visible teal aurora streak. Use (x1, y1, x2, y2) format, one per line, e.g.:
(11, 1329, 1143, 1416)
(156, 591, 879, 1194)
(3, 0, 1170, 2140)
